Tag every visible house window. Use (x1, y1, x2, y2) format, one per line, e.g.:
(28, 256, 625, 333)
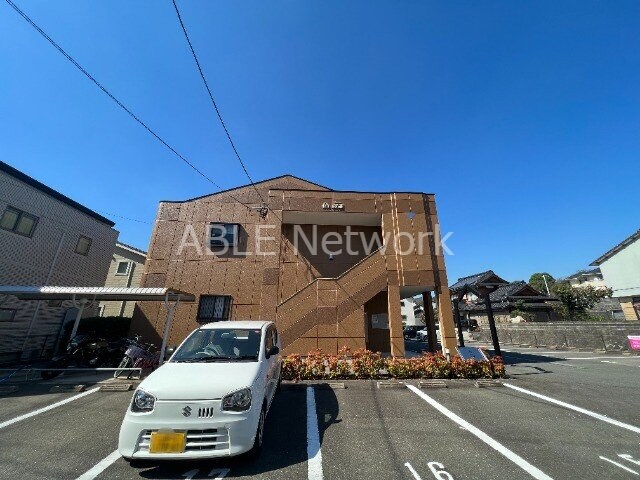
(209, 223, 239, 248)
(115, 261, 131, 276)
(0, 309, 16, 322)
(0, 206, 38, 238)
(197, 295, 232, 322)
(75, 235, 92, 255)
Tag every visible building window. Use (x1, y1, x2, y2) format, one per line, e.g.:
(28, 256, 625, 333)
(0, 309, 16, 322)
(115, 261, 131, 276)
(209, 223, 239, 248)
(75, 235, 92, 255)
(197, 295, 232, 322)
(0, 206, 38, 238)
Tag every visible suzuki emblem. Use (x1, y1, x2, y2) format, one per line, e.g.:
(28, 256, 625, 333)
(182, 406, 192, 417)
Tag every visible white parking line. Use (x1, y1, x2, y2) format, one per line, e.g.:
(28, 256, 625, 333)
(0, 386, 100, 429)
(307, 386, 324, 480)
(504, 384, 640, 434)
(406, 385, 554, 480)
(566, 356, 640, 360)
(599, 456, 639, 475)
(75, 450, 121, 480)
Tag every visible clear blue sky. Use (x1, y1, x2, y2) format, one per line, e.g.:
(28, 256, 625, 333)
(1, 1, 639, 284)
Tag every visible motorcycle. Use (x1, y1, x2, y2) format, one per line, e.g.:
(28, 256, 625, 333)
(114, 336, 159, 379)
(41, 334, 113, 380)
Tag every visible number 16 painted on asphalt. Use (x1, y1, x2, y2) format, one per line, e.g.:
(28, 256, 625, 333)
(405, 461, 455, 480)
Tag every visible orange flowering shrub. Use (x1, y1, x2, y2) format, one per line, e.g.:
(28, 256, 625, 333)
(351, 349, 386, 379)
(280, 349, 506, 381)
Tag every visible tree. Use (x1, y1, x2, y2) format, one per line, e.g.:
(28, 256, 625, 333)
(551, 282, 612, 320)
(529, 273, 555, 294)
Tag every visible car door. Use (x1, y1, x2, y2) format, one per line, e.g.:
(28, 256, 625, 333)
(272, 326, 282, 384)
(264, 326, 276, 402)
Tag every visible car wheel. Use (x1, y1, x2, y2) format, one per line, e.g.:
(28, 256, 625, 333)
(248, 405, 266, 458)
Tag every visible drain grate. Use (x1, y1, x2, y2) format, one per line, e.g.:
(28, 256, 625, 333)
(99, 383, 132, 392)
(377, 381, 406, 389)
(419, 380, 447, 389)
(475, 380, 504, 388)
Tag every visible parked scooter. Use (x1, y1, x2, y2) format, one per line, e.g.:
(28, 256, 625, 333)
(41, 334, 113, 380)
(114, 336, 159, 379)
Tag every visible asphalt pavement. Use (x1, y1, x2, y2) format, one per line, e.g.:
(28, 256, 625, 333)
(0, 347, 639, 480)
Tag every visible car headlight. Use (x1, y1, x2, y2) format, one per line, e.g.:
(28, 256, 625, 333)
(222, 388, 252, 412)
(131, 389, 156, 413)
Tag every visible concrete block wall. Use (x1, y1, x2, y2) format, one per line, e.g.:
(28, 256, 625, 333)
(474, 322, 640, 352)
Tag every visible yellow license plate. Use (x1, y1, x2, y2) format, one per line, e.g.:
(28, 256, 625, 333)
(149, 431, 186, 454)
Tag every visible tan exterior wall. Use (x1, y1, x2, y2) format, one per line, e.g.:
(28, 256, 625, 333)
(0, 170, 118, 362)
(130, 176, 456, 357)
(619, 298, 639, 321)
(99, 244, 146, 317)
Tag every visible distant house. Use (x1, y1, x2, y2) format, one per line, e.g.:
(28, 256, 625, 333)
(0, 160, 118, 362)
(591, 229, 640, 321)
(565, 267, 623, 321)
(566, 267, 607, 290)
(400, 297, 425, 327)
(449, 271, 557, 325)
(99, 242, 147, 317)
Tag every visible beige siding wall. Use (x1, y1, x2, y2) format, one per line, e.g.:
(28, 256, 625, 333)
(99, 245, 146, 317)
(0, 171, 118, 362)
(619, 297, 639, 321)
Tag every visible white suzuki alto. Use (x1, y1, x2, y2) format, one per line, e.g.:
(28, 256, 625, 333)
(118, 321, 282, 461)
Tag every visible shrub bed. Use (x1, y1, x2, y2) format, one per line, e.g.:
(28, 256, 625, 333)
(281, 348, 505, 381)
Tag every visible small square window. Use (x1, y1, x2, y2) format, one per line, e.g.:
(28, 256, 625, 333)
(0, 206, 38, 238)
(0, 309, 16, 322)
(115, 261, 131, 276)
(209, 223, 239, 248)
(0, 207, 19, 230)
(75, 235, 92, 255)
(197, 295, 232, 322)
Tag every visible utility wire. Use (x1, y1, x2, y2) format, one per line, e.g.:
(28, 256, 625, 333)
(171, 0, 266, 207)
(4, 0, 255, 211)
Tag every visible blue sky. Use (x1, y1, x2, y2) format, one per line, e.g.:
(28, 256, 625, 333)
(1, 1, 639, 284)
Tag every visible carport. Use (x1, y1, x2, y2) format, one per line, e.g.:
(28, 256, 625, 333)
(0, 286, 195, 361)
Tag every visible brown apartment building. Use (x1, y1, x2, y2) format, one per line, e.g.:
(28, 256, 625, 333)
(130, 175, 457, 357)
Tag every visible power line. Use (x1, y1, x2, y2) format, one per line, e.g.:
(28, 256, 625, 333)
(171, 0, 267, 208)
(4, 0, 255, 212)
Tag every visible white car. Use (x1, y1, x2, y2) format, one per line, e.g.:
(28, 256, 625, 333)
(118, 321, 282, 461)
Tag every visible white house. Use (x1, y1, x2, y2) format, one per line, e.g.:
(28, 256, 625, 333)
(591, 229, 640, 321)
(0, 160, 118, 362)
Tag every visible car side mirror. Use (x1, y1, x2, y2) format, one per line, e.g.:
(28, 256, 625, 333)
(164, 346, 176, 361)
(267, 346, 279, 358)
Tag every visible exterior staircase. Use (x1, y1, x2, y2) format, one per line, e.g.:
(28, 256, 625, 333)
(276, 249, 388, 350)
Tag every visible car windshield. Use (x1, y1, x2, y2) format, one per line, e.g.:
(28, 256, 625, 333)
(171, 328, 262, 362)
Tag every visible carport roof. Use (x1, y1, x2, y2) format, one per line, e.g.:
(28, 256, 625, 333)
(0, 286, 195, 302)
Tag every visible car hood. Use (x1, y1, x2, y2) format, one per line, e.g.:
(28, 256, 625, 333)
(138, 361, 261, 401)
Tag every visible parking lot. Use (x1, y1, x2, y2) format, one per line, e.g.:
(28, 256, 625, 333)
(1, 347, 639, 480)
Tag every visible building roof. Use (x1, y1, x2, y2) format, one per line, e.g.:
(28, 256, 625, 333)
(459, 281, 555, 312)
(163, 174, 436, 204)
(591, 229, 640, 266)
(0, 160, 115, 227)
(566, 267, 601, 280)
(163, 174, 331, 203)
(487, 281, 546, 301)
(116, 241, 147, 257)
(449, 270, 508, 292)
(0, 286, 193, 302)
